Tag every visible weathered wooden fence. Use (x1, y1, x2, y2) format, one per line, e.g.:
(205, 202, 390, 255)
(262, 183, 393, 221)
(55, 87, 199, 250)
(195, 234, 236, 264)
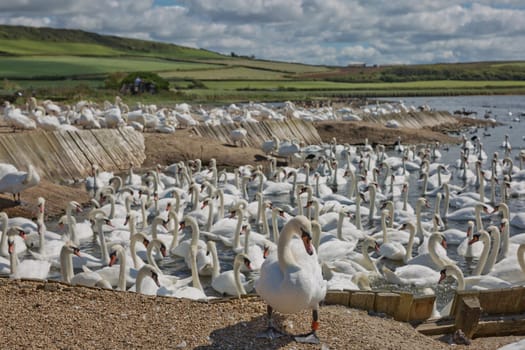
(192, 119, 322, 148)
(0, 128, 145, 181)
(359, 111, 458, 128)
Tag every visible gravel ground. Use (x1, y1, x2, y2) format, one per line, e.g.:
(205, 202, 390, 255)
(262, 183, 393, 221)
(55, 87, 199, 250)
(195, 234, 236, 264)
(0, 279, 522, 350)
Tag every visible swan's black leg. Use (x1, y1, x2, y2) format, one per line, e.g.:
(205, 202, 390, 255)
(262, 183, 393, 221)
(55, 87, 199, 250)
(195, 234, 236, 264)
(295, 308, 321, 344)
(256, 305, 285, 340)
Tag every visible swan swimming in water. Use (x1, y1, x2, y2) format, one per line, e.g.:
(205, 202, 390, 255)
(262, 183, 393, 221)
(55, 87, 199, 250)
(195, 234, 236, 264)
(255, 215, 327, 344)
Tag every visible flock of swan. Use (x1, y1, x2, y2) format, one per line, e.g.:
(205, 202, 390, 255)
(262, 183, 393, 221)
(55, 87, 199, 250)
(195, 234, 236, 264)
(1, 96, 423, 135)
(1, 95, 525, 344)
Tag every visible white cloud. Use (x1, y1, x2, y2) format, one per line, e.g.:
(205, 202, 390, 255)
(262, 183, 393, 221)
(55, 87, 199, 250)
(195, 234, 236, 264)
(0, 1, 523, 65)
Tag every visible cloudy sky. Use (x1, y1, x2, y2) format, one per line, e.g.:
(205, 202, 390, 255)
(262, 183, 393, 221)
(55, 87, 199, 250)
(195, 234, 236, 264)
(0, 0, 524, 66)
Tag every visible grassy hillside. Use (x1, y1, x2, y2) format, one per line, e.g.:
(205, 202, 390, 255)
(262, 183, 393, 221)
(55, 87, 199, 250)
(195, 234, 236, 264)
(0, 24, 524, 103)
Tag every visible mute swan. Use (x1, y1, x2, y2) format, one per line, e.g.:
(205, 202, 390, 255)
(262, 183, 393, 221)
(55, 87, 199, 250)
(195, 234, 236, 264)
(439, 263, 511, 291)
(8, 226, 50, 280)
(94, 244, 136, 291)
(0, 164, 40, 202)
(209, 241, 252, 297)
(0, 212, 27, 257)
(171, 215, 210, 276)
(159, 244, 208, 300)
(487, 244, 525, 285)
(456, 221, 483, 258)
(133, 264, 161, 295)
(2, 101, 36, 131)
(59, 242, 82, 283)
(255, 215, 327, 344)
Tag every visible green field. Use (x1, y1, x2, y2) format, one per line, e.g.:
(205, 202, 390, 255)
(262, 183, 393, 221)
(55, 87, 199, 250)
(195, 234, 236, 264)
(0, 56, 222, 78)
(161, 67, 291, 80)
(204, 80, 525, 91)
(0, 24, 524, 104)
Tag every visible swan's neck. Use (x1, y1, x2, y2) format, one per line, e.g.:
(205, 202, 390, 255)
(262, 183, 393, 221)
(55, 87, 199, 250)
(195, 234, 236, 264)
(117, 247, 127, 291)
(500, 224, 509, 261)
(216, 189, 224, 220)
(140, 198, 147, 227)
(205, 200, 214, 232)
(449, 265, 465, 291)
(403, 225, 416, 264)
(232, 210, 244, 250)
(336, 212, 345, 240)
(381, 212, 388, 244)
(482, 229, 500, 275)
(402, 185, 409, 211)
(428, 234, 445, 269)
(9, 242, 18, 275)
(271, 210, 280, 243)
(168, 213, 180, 252)
(277, 224, 300, 272)
(60, 247, 74, 283)
(443, 185, 450, 218)
(475, 205, 483, 232)
(146, 240, 162, 271)
(422, 173, 428, 195)
(0, 214, 8, 254)
(190, 249, 204, 292)
(38, 222, 46, 255)
(234, 259, 246, 297)
(97, 220, 110, 265)
(472, 233, 490, 276)
(355, 191, 362, 230)
(209, 244, 220, 279)
(368, 185, 376, 224)
(256, 194, 263, 226)
(130, 234, 144, 269)
(416, 200, 425, 238)
(518, 245, 525, 276)
(189, 219, 200, 248)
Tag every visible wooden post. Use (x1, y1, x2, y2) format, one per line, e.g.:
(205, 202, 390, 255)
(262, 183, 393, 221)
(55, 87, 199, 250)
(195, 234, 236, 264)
(454, 295, 481, 339)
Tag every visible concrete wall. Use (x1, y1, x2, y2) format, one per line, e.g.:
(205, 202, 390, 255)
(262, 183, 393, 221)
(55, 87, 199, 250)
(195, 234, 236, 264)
(0, 128, 145, 181)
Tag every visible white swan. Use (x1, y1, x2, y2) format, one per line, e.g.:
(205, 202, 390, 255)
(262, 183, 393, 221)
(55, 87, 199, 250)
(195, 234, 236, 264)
(255, 215, 327, 344)
(0, 164, 40, 202)
(132, 264, 161, 295)
(158, 244, 208, 300)
(0, 212, 26, 257)
(210, 241, 252, 297)
(439, 263, 511, 291)
(8, 226, 50, 280)
(456, 221, 483, 258)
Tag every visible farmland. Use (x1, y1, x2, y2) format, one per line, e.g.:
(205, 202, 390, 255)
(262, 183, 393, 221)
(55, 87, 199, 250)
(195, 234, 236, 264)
(0, 24, 524, 103)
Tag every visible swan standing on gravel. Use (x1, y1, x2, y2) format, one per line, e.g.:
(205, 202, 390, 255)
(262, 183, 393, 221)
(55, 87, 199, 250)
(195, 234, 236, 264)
(255, 215, 327, 344)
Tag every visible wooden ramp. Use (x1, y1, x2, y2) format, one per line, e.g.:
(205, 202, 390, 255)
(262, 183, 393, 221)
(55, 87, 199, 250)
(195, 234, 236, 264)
(0, 128, 145, 181)
(192, 119, 322, 148)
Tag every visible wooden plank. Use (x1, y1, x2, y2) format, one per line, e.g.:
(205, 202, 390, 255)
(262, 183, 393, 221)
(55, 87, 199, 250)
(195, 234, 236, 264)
(324, 291, 350, 306)
(408, 295, 436, 322)
(474, 314, 525, 338)
(374, 292, 400, 317)
(349, 291, 375, 311)
(454, 295, 481, 339)
(478, 287, 525, 315)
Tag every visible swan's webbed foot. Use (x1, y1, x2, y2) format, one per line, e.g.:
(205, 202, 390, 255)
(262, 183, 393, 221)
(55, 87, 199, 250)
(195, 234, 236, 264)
(256, 326, 285, 340)
(294, 331, 320, 344)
